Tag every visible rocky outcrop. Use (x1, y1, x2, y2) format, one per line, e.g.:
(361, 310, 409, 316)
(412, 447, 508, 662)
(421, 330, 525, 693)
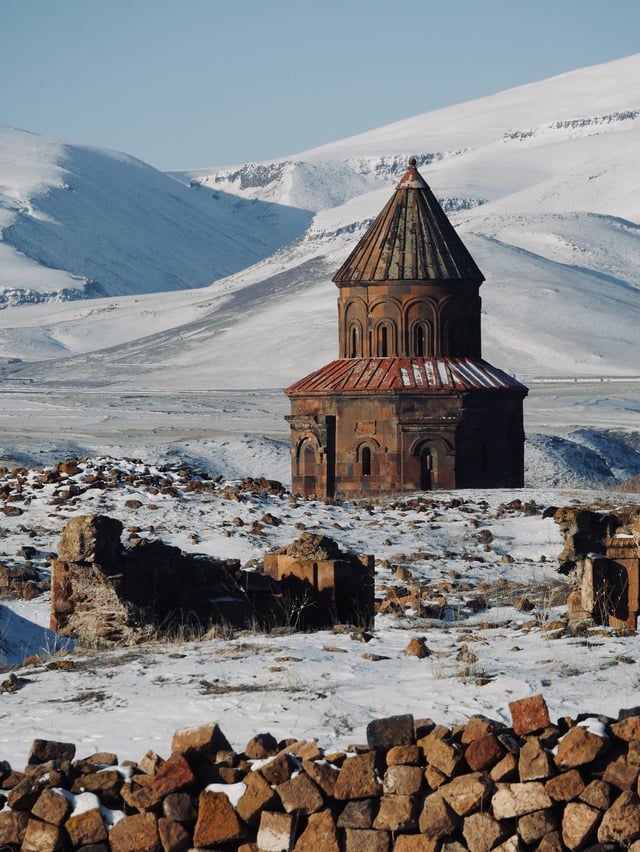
(1, 695, 640, 850)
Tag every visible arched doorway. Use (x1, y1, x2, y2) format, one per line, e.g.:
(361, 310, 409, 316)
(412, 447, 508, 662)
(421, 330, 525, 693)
(408, 435, 454, 491)
(296, 437, 320, 496)
(300, 440, 316, 476)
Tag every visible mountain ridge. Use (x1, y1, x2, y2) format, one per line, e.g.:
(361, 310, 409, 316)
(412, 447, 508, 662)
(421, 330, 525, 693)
(0, 125, 311, 304)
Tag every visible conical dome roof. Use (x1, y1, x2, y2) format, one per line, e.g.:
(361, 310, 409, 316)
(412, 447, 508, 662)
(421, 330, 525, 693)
(332, 158, 484, 285)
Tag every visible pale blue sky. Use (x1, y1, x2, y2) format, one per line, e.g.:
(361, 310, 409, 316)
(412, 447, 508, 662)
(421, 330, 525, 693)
(2, 0, 638, 170)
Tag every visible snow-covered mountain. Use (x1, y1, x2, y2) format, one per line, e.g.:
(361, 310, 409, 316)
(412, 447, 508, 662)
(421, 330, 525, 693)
(0, 126, 311, 305)
(1, 53, 639, 386)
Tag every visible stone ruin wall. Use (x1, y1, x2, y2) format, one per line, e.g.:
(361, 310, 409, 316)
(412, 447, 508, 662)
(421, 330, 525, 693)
(50, 515, 375, 644)
(1, 694, 640, 850)
(554, 505, 640, 629)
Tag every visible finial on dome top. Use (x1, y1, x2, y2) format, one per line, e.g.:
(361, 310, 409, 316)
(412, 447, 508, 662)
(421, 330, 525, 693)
(396, 157, 428, 189)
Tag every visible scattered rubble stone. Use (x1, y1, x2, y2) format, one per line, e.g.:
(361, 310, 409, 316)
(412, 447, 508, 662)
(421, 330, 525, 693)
(405, 636, 431, 657)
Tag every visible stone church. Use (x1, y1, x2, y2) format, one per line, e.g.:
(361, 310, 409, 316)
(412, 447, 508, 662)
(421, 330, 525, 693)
(285, 159, 527, 499)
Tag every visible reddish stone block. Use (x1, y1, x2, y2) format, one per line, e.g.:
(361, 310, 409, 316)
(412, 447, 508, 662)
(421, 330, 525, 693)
(603, 758, 640, 791)
(508, 695, 551, 736)
(518, 809, 558, 845)
(579, 779, 612, 811)
(597, 789, 640, 845)
(193, 791, 244, 847)
(562, 802, 601, 850)
(393, 836, 438, 851)
(462, 811, 509, 852)
(386, 744, 421, 766)
(236, 770, 277, 826)
(65, 809, 107, 847)
(418, 793, 459, 839)
(258, 750, 295, 785)
(611, 715, 640, 742)
(277, 772, 324, 814)
(489, 752, 518, 783)
(301, 759, 339, 798)
(465, 733, 505, 771)
(438, 772, 493, 817)
(344, 828, 390, 851)
(545, 769, 585, 802)
(383, 764, 424, 796)
(171, 722, 231, 762)
(334, 751, 383, 799)
(31, 788, 71, 825)
(421, 735, 463, 777)
(244, 732, 279, 760)
(555, 726, 608, 770)
(109, 813, 162, 852)
(293, 809, 339, 851)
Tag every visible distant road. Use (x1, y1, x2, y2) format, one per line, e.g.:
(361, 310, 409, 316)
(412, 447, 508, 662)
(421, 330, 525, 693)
(526, 376, 640, 384)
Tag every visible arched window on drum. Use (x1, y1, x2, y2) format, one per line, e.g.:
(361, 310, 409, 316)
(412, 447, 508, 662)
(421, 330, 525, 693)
(376, 322, 395, 357)
(349, 324, 360, 358)
(412, 321, 431, 357)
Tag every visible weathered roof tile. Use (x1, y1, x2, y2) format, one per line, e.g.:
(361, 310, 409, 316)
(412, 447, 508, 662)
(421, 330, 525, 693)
(286, 357, 526, 395)
(332, 158, 484, 285)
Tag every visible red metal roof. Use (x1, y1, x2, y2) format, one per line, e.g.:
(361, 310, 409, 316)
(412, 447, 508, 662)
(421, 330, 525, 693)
(286, 357, 527, 396)
(332, 158, 484, 286)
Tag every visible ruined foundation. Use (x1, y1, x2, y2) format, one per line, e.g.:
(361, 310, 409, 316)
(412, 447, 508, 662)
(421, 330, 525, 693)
(50, 516, 375, 643)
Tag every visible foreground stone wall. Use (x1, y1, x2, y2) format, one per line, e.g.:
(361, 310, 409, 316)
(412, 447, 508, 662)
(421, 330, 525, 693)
(1, 695, 640, 850)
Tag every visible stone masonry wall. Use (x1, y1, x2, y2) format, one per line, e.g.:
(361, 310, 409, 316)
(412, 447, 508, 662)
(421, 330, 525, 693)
(51, 517, 374, 642)
(555, 506, 640, 629)
(1, 694, 640, 850)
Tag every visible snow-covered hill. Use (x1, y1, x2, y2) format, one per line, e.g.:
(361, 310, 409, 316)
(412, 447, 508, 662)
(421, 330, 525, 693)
(0, 126, 311, 304)
(1, 54, 639, 386)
